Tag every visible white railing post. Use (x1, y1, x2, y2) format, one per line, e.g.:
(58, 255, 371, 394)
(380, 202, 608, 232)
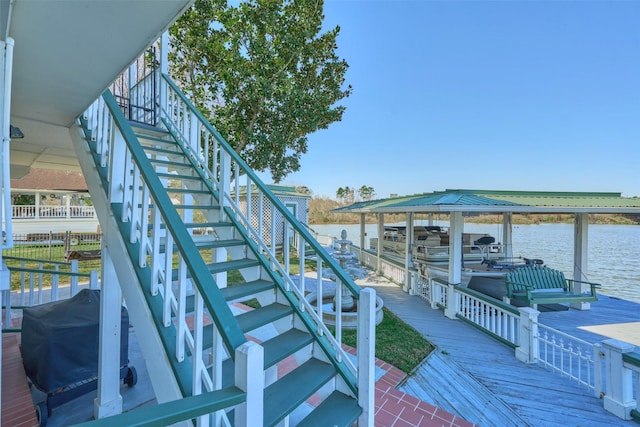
(234, 341, 264, 427)
(602, 339, 636, 420)
(516, 307, 539, 363)
(444, 283, 458, 319)
(357, 288, 376, 426)
(70, 259, 79, 296)
(593, 343, 604, 398)
(219, 152, 231, 209)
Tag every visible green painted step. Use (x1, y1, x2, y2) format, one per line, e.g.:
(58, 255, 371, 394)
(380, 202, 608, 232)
(236, 303, 293, 333)
(156, 172, 202, 181)
(145, 204, 220, 211)
(149, 158, 190, 167)
(159, 238, 244, 254)
(218, 328, 314, 387)
(264, 358, 337, 427)
(199, 301, 292, 354)
(221, 280, 274, 302)
(137, 134, 176, 144)
(171, 259, 261, 281)
(156, 221, 233, 230)
(141, 145, 182, 155)
(165, 188, 212, 195)
(297, 391, 362, 427)
(185, 280, 274, 313)
(208, 258, 260, 274)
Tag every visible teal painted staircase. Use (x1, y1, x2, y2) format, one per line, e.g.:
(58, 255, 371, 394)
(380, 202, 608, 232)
(72, 72, 375, 426)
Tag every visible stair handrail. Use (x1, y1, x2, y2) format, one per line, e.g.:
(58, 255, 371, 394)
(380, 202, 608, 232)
(160, 74, 361, 300)
(99, 90, 248, 355)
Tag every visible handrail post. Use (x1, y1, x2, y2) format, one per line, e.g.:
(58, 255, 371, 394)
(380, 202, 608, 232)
(444, 283, 458, 319)
(357, 288, 376, 426)
(602, 339, 636, 419)
(593, 343, 604, 398)
(516, 307, 539, 363)
(219, 152, 231, 209)
(235, 341, 264, 427)
(70, 259, 79, 296)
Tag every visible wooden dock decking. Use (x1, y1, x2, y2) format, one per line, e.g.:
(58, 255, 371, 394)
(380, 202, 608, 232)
(357, 274, 638, 427)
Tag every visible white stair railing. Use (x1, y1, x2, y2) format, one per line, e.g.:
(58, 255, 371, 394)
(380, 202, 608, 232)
(80, 91, 248, 423)
(157, 73, 374, 422)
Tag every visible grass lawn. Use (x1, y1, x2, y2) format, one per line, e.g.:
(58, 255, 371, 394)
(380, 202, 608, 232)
(340, 307, 433, 374)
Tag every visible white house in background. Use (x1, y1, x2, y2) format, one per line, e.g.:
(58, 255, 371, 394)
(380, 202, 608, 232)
(7, 168, 98, 236)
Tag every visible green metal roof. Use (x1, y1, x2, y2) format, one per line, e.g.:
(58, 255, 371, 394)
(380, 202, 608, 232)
(332, 189, 640, 214)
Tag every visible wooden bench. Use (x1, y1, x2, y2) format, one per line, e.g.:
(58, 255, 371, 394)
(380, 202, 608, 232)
(505, 266, 599, 308)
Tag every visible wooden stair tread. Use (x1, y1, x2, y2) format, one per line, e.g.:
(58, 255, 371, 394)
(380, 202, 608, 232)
(297, 391, 362, 427)
(264, 359, 336, 427)
(159, 238, 245, 254)
(217, 328, 314, 387)
(237, 303, 293, 333)
(171, 259, 260, 281)
(220, 280, 274, 301)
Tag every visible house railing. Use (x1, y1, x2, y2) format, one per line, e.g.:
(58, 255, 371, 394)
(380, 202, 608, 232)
(1, 256, 98, 331)
(12, 205, 97, 219)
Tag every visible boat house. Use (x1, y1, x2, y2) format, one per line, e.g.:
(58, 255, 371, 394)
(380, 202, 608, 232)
(334, 189, 640, 309)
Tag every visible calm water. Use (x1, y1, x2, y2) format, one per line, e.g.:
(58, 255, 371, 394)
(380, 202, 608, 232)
(310, 222, 640, 304)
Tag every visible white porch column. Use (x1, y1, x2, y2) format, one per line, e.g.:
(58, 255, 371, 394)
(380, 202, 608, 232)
(404, 212, 413, 293)
(0, 37, 16, 421)
(376, 213, 384, 274)
(94, 244, 123, 418)
(357, 288, 376, 426)
(602, 339, 636, 420)
(502, 212, 513, 260)
(572, 212, 590, 310)
(448, 212, 463, 285)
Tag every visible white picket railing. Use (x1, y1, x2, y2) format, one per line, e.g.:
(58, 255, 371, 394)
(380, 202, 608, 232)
(536, 322, 604, 395)
(11, 205, 96, 219)
(2, 256, 98, 329)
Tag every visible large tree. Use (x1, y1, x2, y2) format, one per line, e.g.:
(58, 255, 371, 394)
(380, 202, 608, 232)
(169, 0, 352, 182)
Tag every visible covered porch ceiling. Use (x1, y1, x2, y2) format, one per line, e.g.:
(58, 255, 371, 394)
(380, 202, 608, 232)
(2, 0, 193, 178)
(333, 189, 640, 215)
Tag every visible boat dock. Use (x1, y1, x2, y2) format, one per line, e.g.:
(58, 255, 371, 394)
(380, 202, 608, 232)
(357, 273, 638, 427)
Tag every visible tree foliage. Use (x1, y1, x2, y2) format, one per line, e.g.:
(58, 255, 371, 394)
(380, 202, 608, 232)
(358, 185, 375, 201)
(169, 0, 352, 182)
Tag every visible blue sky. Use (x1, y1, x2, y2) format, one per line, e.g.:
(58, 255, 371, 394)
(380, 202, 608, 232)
(268, 0, 640, 199)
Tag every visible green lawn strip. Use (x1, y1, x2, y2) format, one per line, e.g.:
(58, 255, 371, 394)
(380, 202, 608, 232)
(339, 307, 433, 374)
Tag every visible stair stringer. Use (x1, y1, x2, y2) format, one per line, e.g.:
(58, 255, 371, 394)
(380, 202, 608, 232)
(69, 123, 185, 406)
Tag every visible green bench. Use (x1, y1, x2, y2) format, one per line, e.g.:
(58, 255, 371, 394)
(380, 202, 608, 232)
(505, 266, 599, 308)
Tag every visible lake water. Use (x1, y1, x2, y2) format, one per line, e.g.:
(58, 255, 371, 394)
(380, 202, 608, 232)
(310, 222, 640, 304)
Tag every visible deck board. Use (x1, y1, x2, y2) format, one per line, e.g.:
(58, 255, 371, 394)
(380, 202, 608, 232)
(358, 275, 636, 427)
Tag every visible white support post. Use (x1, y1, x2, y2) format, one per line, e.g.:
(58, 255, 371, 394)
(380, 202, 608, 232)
(219, 152, 231, 209)
(234, 341, 264, 427)
(572, 212, 590, 310)
(515, 307, 540, 363)
(444, 282, 458, 319)
(108, 128, 126, 204)
(448, 212, 463, 286)
(94, 245, 123, 419)
(357, 288, 376, 426)
(602, 339, 636, 420)
(404, 212, 413, 294)
(376, 214, 384, 274)
(359, 214, 366, 263)
(502, 212, 513, 260)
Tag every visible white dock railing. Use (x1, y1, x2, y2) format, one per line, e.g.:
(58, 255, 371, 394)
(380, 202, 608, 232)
(351, 244, 639, 421)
